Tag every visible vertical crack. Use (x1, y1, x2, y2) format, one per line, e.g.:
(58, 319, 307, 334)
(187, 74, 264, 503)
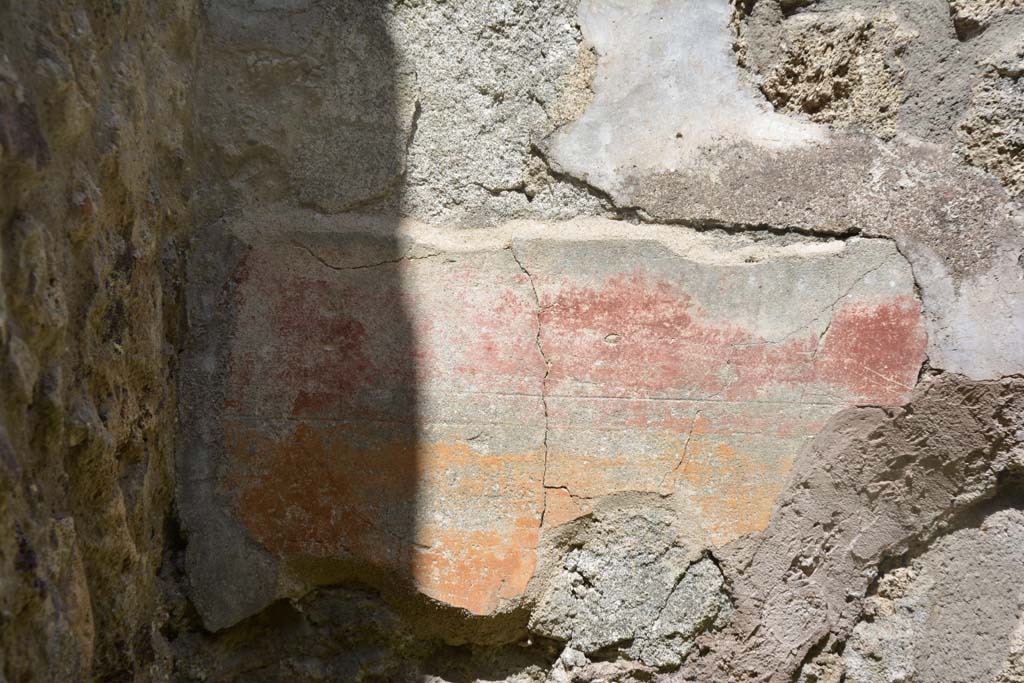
(662, 409, 701, 491)
(508, 241, 551, 525)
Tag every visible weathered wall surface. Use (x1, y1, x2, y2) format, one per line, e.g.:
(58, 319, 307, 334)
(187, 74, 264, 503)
(185, 215, 926, 623)
(0, 1, 197, 681)
(173, 0, 1024, 681)
(4, 0, 1023, 681)
(548, 0, 1024, 380)
(681, 374, 1024, 682)
(172, 0, 1024, 681)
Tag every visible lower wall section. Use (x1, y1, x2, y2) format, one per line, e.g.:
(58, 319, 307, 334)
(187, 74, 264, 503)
(169, 373, 1024, 683)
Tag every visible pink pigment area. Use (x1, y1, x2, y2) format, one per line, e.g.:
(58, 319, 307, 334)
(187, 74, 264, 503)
(541, 272, 926, 406)
(227, 249, 419, 421)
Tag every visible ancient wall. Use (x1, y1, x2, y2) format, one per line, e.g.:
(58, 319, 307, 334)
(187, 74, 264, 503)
(2, 0, 1023, 682)
(171, 0, 1024, 681)
(0, 1, 197, 681)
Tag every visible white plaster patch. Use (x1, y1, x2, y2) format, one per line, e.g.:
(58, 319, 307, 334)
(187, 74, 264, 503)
(547, 0, 824, 192)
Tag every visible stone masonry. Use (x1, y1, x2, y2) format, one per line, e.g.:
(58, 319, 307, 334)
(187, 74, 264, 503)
(2, 0, 1024, 682)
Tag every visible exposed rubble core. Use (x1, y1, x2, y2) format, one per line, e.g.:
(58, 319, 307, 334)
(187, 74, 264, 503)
(2, 1, 1024, 682)
(756, 9, 912, 139)
(949, 0, 1024, 38)
(959, 42, 1024, 199)
(529, 500, 732, 670)
(843, 506, 1024, 683)
(0, 1, 196, 680)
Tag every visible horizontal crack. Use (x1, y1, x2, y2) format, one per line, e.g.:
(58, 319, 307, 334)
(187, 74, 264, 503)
(637, 210, 864, 241)
(291, 240, 442, 271)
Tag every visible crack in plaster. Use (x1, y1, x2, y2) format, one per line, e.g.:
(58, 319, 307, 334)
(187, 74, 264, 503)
(889, 237, 932, 377)
(290, 239, 442, 271)
(660, 409, 702, 493)
(290, 226, 926, 538)
(532, 143, 867, 241)
(792, 255, 895, 354)
(508, 241, 552, 525)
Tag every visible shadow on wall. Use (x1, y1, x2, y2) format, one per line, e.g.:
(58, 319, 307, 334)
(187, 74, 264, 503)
(179, 0, 423, 629)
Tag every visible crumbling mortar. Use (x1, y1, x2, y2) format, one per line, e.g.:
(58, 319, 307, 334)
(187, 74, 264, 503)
(702, 550, 733, 609)
(636, 209, 866, 242)
(530, 143, 622, 216)
(472, 181, 533, 202)
(791, 632, 842, 683)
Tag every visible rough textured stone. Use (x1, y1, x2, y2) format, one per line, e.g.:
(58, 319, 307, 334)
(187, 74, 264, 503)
(843, 508, 1024, 682)
(756, 9, 912, 139)
(0, 1, 196, 681)
(737, 0, 1024, 204)
(997, 616, 1024, 683)
(950, 0, 1024, 37)
(529, 500, 730, 669)
(959, 42, 1024, 199)
(195, 0, 607, 226)
(389, 0, 606, 224)
(677, 374, 1024, 683)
